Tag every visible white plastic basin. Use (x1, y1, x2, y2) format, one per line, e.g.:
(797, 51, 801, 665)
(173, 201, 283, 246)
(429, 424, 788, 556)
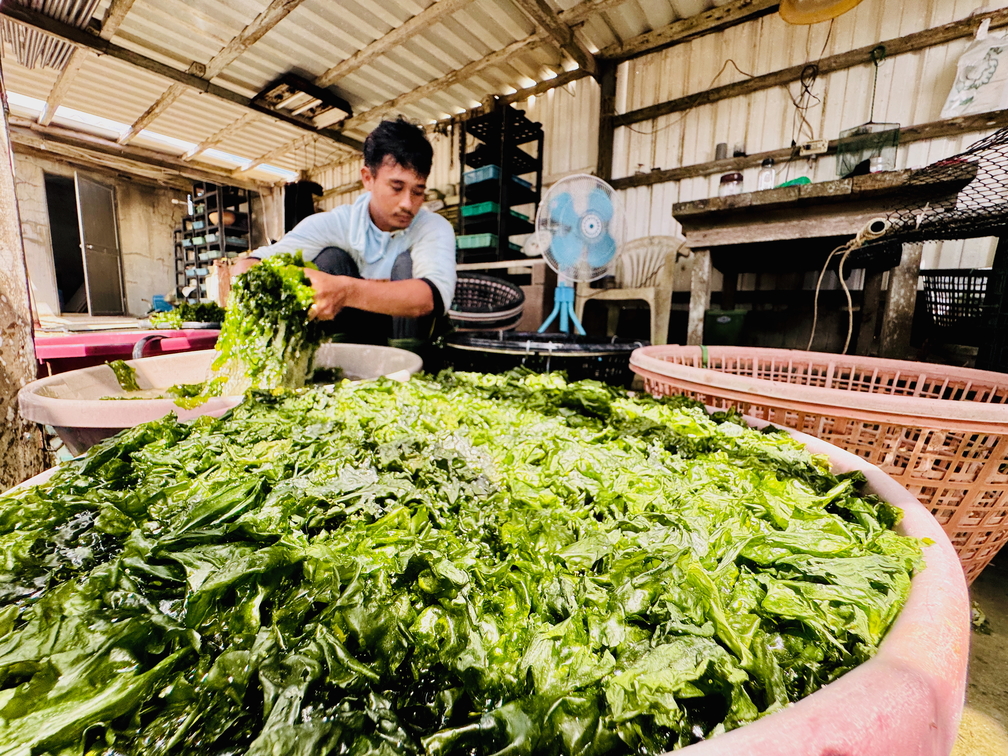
(19, 343, 423, 455)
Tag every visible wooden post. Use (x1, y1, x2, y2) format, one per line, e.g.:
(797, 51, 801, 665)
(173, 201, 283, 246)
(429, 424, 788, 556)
(688, 249, 712, 345)
(879, 242, 923, 359)
(721, 270, 738, 310)
(856, 267, 885, 356)
(596, 60, 617, 181)
(0, 83, 48, 488)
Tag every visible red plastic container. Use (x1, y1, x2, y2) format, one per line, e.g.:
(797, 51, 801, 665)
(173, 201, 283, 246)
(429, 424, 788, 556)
(34, 330, 219, 375)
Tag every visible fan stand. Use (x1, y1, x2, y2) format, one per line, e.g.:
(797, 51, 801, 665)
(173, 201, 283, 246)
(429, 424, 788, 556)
(537, 280, 585, 335)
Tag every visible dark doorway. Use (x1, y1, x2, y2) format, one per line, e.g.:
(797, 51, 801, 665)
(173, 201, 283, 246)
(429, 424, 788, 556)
(44, 174, 86, 313)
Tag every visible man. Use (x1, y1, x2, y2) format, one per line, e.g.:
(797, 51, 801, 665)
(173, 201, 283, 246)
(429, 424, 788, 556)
(232, 117, 456, 347)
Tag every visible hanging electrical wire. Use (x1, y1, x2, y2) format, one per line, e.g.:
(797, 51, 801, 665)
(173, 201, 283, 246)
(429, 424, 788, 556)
(806, 217, 891, 354)
(625, 59, 755, 136)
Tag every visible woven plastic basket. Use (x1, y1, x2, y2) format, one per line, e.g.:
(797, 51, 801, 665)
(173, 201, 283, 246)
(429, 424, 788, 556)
(630, 345, 1008, 583)
(449, 274, 525, 331)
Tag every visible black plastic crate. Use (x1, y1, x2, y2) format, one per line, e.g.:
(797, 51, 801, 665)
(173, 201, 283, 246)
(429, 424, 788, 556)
(921, 269, 1004, 327)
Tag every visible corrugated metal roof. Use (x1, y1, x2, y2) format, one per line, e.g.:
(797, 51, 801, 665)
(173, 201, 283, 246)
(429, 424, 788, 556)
(0, 0, 98, 69)
(0, 0, 717, 180)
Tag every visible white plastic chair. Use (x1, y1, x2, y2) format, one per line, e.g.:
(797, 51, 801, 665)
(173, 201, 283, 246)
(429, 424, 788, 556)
(574, 235, 688, 346)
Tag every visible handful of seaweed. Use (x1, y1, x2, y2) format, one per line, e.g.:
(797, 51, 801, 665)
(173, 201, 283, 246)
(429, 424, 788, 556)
(209, 253, 323, 396)
(104, 254, 325, 407)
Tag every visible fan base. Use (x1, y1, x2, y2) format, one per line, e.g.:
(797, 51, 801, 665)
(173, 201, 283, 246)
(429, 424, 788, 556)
(537, 283, 585, 335)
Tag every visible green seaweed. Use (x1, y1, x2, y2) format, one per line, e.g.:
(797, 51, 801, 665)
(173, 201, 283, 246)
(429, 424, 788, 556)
(149, 302, 226, 329)
(0, 371, 923, 756)
(108, 359, 141, 391)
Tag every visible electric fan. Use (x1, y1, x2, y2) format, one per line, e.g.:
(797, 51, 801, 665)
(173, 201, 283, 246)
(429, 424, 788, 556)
(534, 174, 624, 334)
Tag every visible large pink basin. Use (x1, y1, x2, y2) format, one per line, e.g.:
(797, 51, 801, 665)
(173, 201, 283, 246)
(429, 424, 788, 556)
(19, 344, 423, 455)
(8, 421, 969, 755)
(676, 422, 970, 756)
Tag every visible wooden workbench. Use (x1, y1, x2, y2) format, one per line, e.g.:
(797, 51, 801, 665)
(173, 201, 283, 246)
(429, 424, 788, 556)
(672, 170, 955, 357)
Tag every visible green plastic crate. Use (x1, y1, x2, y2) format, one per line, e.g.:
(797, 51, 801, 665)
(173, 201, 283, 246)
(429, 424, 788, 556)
(461, 202, 530, 221)
(456, 234, 522, 252)
(457, 233, 497, 249)
(461, 201, 499, 217)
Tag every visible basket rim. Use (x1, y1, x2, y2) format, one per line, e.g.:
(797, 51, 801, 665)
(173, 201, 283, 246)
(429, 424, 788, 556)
(450, 273, 526, 315)
(630, 345, 1008, 430)
(449, 304, 525, 322)
(447, 331, 646, 356)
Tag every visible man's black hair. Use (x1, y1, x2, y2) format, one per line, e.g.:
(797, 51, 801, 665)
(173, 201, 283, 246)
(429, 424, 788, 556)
(363, 116, 433, 177)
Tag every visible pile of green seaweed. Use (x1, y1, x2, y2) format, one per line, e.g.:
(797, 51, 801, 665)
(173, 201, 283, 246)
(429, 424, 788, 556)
(0, 371, 922, 756)
(109, 254, 324, 407)
(148, 302, 226, 330)
(209, 253, 322, 397)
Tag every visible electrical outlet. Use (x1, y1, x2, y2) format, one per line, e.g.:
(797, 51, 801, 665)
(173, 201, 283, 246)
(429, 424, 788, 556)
(799, 140, 829, 157)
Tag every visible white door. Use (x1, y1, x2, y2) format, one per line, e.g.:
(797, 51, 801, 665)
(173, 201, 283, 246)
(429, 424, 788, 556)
(74, 173, 125, 315)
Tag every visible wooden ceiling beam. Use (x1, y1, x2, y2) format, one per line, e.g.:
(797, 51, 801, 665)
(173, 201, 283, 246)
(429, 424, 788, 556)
(38, 0, 138, 126)
(235, 133, 315, 176)
(0, 2, 364, 151)
(509, 0, 596, 76)
(337, 0, 750, 136)
(118, 0, 309, 144)
(598, 0, 779, 61)
(340, 31, 549, 134)
(8, 115, 262, 189)
(183, 112, 262, 161)
(117, 82, 187, 144)
(315, 0, 474, 88)
(334, 0, 627, 135)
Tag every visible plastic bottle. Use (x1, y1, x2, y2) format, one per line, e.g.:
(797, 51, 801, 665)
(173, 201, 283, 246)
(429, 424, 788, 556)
(757, 158, 777, 191)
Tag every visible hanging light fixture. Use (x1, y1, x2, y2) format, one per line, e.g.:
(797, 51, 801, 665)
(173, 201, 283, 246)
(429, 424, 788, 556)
(779, 0, 867, 24)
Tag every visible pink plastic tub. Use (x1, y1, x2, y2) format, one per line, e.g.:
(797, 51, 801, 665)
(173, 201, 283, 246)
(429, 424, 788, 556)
(6, 420, 969, 755)
(35, 329, 219, 375)
(677, 422, 969, 756)
(631, 345, 1008, 584)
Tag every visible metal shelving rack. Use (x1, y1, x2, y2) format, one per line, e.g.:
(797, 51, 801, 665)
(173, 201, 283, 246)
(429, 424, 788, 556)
(457, 102, 542, 263)
(174, 181, 252, 302)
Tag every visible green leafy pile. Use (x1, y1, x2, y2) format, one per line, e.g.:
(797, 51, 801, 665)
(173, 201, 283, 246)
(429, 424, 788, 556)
(0, 372, 922, 756)
(210, 253, 321, 397)
(149, 303, 226, 330)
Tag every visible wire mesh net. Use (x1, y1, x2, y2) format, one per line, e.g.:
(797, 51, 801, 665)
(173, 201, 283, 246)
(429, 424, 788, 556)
(860, 128, 1008, 250)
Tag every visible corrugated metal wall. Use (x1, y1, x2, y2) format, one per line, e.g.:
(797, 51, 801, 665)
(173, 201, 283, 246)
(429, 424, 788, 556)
(314, 76, 600, 211)
(613, 0, 1008, 269)
(314, 0, 1006, 270)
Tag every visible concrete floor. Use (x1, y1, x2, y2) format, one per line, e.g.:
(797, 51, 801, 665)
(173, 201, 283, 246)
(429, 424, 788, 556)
(955, 554, 1008, 755)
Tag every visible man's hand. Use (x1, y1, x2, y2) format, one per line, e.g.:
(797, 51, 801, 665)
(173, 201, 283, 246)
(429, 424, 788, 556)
(304, 268, 357, 320)
(231, 256, 259, 276)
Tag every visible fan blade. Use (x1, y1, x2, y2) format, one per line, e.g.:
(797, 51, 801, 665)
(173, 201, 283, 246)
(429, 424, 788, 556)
(586, 186, 614, 222)
(586, 233, 617, 270)
(551, 232, 585, 271)
(548, 192, 583, 233)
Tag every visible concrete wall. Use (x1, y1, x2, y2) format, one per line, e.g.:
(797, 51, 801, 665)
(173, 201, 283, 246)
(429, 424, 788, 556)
(13, 154, 58, 315)
(116, 181, 186, 315)
(12, 152, 186, 317)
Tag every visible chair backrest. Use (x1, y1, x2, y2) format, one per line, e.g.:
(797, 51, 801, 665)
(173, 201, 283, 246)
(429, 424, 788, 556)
(614, 236, 688, 288)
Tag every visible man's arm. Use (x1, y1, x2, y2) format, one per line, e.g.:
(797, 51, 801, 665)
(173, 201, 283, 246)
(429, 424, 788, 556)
(231, 256, 259, 276)
(304, 270, 433, 320)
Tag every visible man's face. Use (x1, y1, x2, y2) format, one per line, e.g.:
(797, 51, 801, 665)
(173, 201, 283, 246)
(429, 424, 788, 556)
(362, 157, 427, 232)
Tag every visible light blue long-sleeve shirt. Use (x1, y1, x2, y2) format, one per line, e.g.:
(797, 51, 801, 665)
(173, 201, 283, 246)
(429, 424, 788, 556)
(252, 192, 456, 313)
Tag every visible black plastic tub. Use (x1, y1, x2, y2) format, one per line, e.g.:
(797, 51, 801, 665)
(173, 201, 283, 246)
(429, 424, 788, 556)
(440, 331, 647, 387)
